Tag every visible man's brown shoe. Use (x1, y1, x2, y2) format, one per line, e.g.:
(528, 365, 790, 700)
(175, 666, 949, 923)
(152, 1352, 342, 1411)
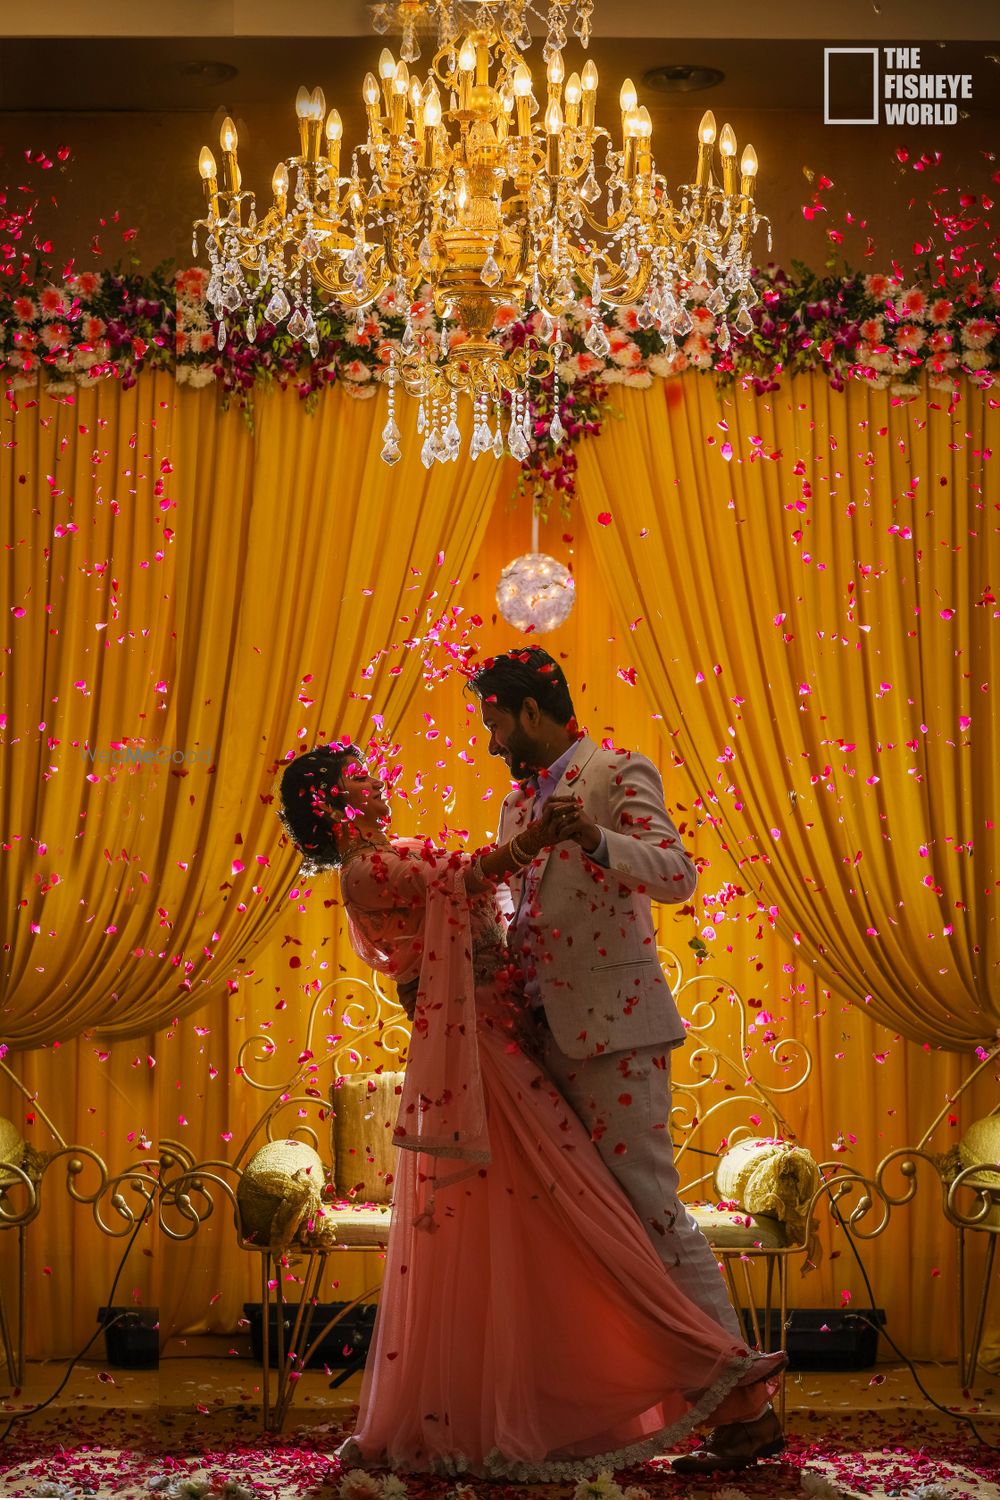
(671, 1407, 785, 1473)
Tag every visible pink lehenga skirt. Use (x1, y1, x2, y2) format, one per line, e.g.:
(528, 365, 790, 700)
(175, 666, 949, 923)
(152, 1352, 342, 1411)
(340, 977, 784, 1480)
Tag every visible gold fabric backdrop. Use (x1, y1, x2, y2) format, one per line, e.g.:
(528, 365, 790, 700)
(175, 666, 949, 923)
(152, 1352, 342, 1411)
(0, 373, 996, 1368)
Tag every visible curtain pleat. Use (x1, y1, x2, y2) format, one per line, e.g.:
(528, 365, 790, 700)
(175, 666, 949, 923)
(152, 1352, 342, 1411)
(1, 379, 512, 1046)
(574, 374, 999, 1047)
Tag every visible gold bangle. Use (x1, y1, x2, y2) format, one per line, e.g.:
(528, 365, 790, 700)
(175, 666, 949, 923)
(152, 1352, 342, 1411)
(509, 833, 534, 867)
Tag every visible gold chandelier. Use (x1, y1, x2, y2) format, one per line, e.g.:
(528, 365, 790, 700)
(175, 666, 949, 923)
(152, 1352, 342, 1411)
(194, 0, 765, 465)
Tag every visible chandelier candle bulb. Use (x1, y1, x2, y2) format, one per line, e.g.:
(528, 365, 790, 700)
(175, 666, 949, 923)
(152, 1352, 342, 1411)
(564, 72, 582, 128)
(635, 106, 652, 175)
(545, 98, 563, 174)
(219, 116, 239, 190)
(325, 110, 343, 175)
(740, 142, 758, 196)
(719, 122, 738, 194)
(581, 59, 598, 129)
(271, 162, 289, 211)
(513, 62, 533, 134)
(198, 146, 218, 207)
(619, 77, 637, 117)
(696, 108, 717, 188)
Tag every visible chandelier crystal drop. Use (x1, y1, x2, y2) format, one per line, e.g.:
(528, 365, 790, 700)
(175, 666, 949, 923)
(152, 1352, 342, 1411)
(193, 0, 766, 464)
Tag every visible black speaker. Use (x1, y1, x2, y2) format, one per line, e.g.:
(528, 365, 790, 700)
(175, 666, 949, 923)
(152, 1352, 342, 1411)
(243, 1301, 376, 1372)
(741, 1307, 886, 1370)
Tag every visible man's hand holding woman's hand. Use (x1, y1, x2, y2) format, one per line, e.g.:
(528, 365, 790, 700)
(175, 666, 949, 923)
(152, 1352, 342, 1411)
(524, 796, 602, 856)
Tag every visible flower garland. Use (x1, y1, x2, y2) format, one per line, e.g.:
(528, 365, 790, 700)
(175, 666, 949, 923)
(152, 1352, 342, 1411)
(3, 261, 996, 502)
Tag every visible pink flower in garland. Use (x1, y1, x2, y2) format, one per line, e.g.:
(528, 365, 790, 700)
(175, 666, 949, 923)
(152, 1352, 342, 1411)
(895, 324, 924, 353)
(41, 321, 71, 350)
(342, 359, 373, 382)
(899, 287, 928, 320)
(860, 317, 884, 344)
(66, 270, 102, 297)
(493, 305, 520, 329)
(38, 286, 69, 319)
(927, 328, 952, 354)
(961, 317, 996, 350)
(176, 267, 208, 298)
(83, 315, 106, 342)
(12, 296, 37, 322)
(930, 297, 954, 324)
(864, 272, 893, 300)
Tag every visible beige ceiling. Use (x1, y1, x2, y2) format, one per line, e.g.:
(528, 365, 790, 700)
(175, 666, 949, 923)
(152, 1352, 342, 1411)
(3, 0, 1000, 37)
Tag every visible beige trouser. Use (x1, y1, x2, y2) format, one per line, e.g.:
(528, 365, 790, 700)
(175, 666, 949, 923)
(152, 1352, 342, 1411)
(540, 1029, 744, 1341)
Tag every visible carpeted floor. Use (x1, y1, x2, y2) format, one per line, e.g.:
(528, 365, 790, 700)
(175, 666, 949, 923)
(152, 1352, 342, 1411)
(0, 1360, 997, 1499)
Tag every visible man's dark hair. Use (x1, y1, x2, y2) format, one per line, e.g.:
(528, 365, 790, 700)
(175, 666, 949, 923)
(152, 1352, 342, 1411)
(277, 742, 363, 870)
(468, 648, 576, 726)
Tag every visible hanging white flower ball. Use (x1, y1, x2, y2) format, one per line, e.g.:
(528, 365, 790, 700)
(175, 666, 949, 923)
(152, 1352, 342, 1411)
(496, 553, 576, 634)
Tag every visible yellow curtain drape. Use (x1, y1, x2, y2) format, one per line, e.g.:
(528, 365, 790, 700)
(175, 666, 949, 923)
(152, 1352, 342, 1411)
(0, 378, 512, 1046)
(5, 489, 994, 1366)
(574, 374, 999, 1049)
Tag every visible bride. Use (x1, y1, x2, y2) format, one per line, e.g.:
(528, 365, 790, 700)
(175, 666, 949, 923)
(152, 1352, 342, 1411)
(278, 742, 786, 1479)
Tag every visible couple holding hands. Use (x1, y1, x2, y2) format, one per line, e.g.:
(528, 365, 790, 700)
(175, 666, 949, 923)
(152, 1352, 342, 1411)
(278, 648, 786, 1479)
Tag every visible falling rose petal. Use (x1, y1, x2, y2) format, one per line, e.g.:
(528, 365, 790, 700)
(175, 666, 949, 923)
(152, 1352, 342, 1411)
(721, 441, 733, 461)
(231, 859, 245, 875)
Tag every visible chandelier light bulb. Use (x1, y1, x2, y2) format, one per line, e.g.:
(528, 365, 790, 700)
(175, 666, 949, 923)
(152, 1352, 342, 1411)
(423, 89, 443, 128)
(363, 71, 380, 106)
(198, 146, 217, 180)
(741, 143, 759, 177)
(698, 109, 717, 144)
(410, 76, 423, 110)
(547, 52, 565, 86)
(393, 60, 410, 94)
(310, 86, 326, 119)
(635, 106, 652, 138)
(565, 72, 582, 106)
(619, 78, 637, 113)
(459, 36, 477, 72)
(719, 123, 737, 157)
(379, 48, 396, 80)
(219, 116, 238, 152)
(623, 107, 640, 138)
(513, 62, 533, 96)
(581, 59, 599, 92)
(272, 161, 289, 197)
(295, 86, 312, 119)
(545, 99, 564, 135)
(326, 108, 343, 143)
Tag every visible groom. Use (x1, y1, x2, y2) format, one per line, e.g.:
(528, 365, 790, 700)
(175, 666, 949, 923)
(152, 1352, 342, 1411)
(469, 647, 784, 1474)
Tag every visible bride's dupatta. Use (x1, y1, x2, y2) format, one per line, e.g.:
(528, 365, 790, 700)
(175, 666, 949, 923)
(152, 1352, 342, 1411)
(342, 841, 490, 1211)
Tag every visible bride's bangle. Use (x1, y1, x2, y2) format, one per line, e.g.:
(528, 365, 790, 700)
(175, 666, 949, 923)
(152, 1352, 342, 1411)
(509, 833, 535, 867)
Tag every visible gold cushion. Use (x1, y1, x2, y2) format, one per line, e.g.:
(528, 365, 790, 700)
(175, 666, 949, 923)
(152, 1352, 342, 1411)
(957, 1116, 1000, 1228)
(715, 1137, 820, 1247)
(332, 1072, 405, 1205)
(688, 1202, 789, 1250)
(236, 1138, 335, 1255)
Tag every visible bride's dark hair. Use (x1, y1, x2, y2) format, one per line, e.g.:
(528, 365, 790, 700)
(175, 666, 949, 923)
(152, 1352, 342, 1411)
(277, 742, 363, 873)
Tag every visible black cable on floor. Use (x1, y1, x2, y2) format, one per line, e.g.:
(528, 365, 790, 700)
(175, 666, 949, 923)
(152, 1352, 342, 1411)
(824, 1185, 999, 1452)
(0, 1204, 151, 1444)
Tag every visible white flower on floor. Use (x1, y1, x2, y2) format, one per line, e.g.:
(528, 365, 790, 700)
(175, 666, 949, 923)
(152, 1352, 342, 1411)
(714, 1487, 752, 1500)
(339, 1472, 382, 1500)
(447, 1486, 476, 1500)
(221, 1482, 256, 1500)
(624, 1488, 652, 1500)
(573, 1473, 625, 1500)
(28, 1485, 74, 1498)
(378, 1478, 409, 1500)
(800, 1474, 845, 1499)
(907, 1487, 951, 1499)
(163, 1481, 210, 1500)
